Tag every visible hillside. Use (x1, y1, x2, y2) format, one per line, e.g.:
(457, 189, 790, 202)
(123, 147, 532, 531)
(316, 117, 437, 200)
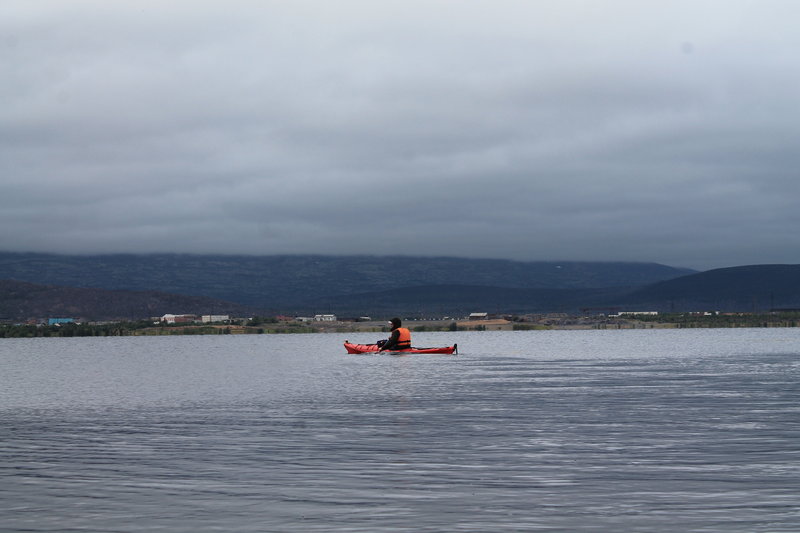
(0, 280, 266, 321)
(3, 263, 800, 319)
(305, 284, 618, 316)
(306, 265, 800, 316)
(615, 264, 800, 312)
(0, 252, 694, 309)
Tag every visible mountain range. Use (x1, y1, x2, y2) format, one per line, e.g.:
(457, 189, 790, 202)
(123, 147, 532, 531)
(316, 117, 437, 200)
(1, 252, 799, 319)
(0, 279, 264, 322)
(0, 252, 691, 310)
(321, 264, 800, 316)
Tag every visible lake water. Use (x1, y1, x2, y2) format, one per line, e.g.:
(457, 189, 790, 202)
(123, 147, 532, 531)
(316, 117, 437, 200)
(1, 329, 798, 532)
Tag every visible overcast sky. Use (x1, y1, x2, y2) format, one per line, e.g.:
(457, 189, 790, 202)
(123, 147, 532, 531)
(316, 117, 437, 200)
(2, 1, 799, 270)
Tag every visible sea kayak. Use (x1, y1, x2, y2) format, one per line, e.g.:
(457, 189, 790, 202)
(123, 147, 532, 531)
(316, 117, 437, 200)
(343, 341, 458, 355)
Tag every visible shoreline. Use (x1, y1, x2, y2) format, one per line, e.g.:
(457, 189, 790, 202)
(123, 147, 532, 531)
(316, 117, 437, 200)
(3, 313, 800, 338)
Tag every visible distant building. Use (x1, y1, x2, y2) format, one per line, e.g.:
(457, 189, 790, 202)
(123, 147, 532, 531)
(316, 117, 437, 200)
(314, 314, 337, 322)
(48, 318, 75, 325)
(201, 315, 230, 323)
(161, 314, 198, 324)
(469, 312, 489, 321)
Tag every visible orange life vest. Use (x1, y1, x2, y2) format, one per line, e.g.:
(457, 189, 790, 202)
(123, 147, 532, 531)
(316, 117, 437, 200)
(396, 327, 412, 349)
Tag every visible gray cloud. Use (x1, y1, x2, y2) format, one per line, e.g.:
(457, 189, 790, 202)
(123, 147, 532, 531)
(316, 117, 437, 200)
(2, 1, 800, 270)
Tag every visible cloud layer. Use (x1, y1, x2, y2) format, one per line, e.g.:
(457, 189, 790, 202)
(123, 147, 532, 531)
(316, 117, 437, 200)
(3, 1, 800, 270)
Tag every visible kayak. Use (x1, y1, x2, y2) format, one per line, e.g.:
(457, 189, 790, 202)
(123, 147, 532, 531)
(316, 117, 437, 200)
(344, 342, 457, 354)
(344, 341, 458, 355)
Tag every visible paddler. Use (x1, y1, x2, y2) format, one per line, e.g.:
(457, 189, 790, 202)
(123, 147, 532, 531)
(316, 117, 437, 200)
(379, 317, 412, 351)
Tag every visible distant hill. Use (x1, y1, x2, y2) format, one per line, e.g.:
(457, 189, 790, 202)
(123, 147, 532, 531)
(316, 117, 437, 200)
(307, 284, 619, 316)
(614, 264, 800, 312)
(0, 280, 266, 321)
(2, 259, 798, 318)
(0, 252, 694, 310)
(306, 265, 800, 316)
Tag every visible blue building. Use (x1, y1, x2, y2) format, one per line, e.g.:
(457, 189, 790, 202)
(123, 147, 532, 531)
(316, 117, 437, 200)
(48, 318, 75, 325)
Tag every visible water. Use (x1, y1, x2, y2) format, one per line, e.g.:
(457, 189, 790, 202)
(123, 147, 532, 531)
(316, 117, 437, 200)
(1, 329, 798, 532)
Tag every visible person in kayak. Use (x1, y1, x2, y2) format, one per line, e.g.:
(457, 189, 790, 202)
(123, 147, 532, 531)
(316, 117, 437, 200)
(379, 317, 412, 351)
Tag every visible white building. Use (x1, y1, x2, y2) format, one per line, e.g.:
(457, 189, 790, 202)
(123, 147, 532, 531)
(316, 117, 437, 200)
(314, 314, 337, 322)
(201, 315, 230, 323)
(160, 314, 197, 324)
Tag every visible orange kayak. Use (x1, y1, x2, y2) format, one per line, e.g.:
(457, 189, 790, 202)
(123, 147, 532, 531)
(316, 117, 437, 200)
(343, 341, 457, 355)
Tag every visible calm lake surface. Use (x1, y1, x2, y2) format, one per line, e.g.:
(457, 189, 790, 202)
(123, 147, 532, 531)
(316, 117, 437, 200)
(1, 329, 799, 532)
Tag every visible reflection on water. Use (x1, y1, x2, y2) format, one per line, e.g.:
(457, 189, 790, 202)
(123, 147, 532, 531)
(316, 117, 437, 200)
(1, 330, 799, 532)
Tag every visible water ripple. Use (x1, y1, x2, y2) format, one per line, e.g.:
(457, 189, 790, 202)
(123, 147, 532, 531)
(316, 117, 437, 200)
(1, 330, 799, 531)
